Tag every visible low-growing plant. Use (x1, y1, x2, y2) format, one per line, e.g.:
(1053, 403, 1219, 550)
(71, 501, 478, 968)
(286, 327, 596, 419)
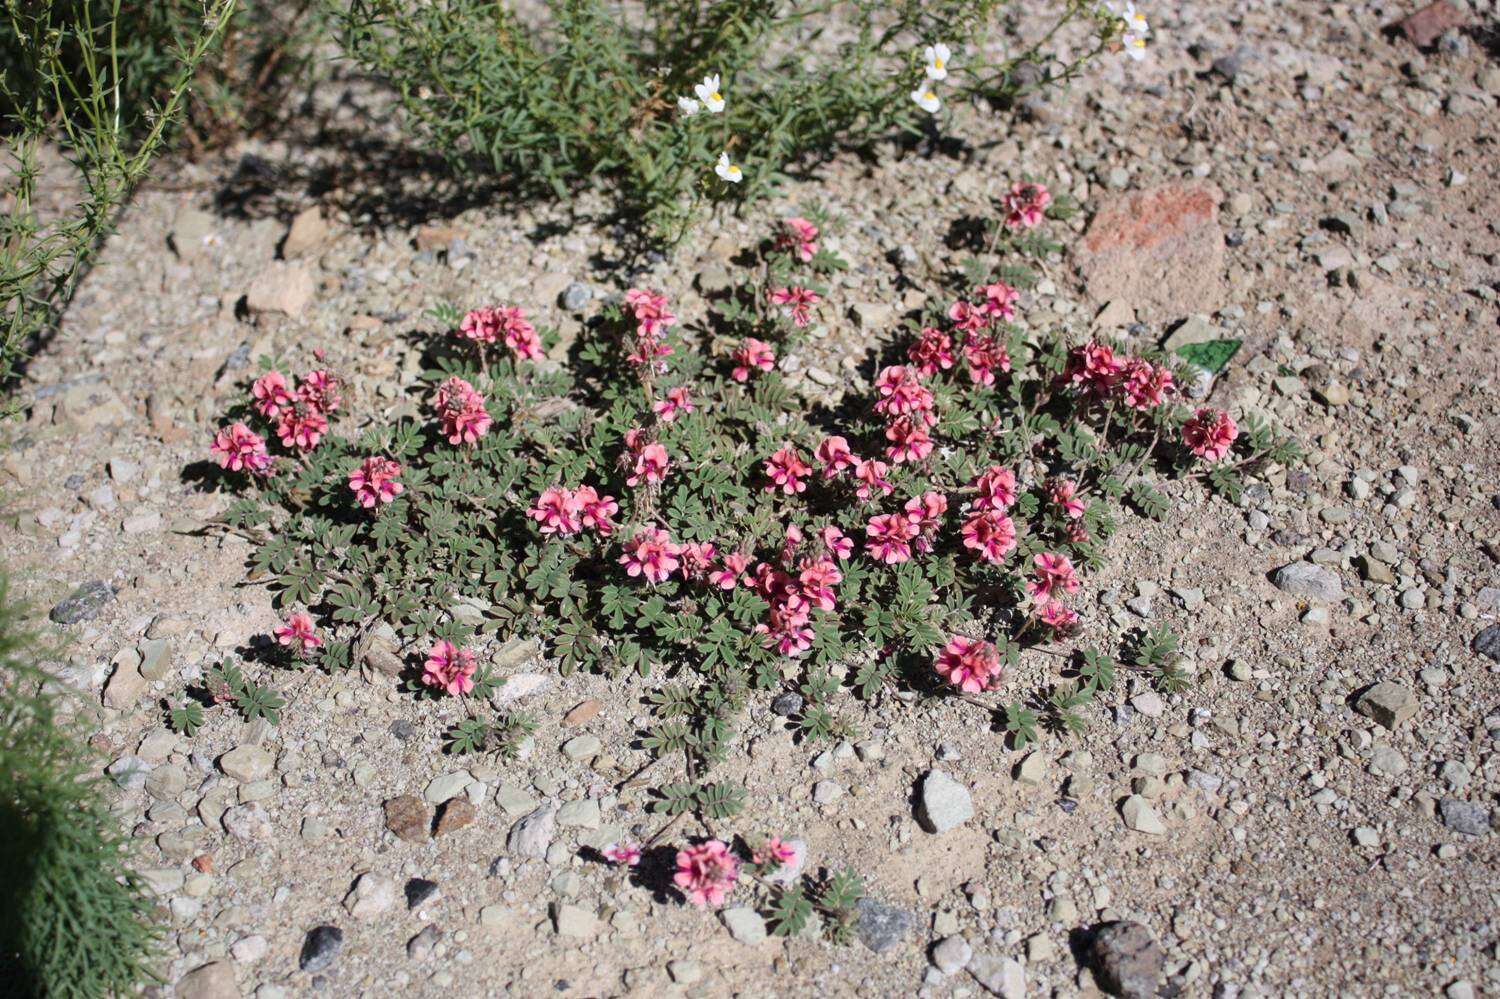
(333, 0, 1153, 237)
(198, 194, 1299, 917)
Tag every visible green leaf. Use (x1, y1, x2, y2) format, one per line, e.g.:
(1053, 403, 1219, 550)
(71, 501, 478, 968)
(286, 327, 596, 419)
(1175, 338, 1241, 374)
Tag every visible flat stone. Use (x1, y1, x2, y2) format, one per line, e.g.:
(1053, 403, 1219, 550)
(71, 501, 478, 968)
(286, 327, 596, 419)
(560, 734, 601, 762)
(103, 659, 147, 709)
(556, 798, 601, 829)
(219, 745, 274, 782)
(931, 935, 972, 974)
(1355, 682, 1418, 729)
(721, 906, 768, 945)
(1439, 797, 1491, 837)
(170, 208, 217, 259)
(854, 897, 915, 953)
(245, 264, 315, 317)
(433, 798, 477, 837)
(176, 960, 238, 999)
(343, 872, 396, 919)
(407, 924, 442, 961)
(384, 795, 431, 843)
(969, 953, 1026, 998)
(552, 902, 600, 938)
(495, 783, 539, 816)
(1076, 182, 1225, 319)
(917, 769, 973, 833)
(222, 803, 271, 841)
(1014, 752, 1049, 785)
(298, 925, 343, 973)
(138, 638, 173, 680)
(1121, 795, 1166, 835)
(281, 206, 330, 258)
(1271, 562, 1344, 603)
(563, 699, 602, 726)
(1160, 315, 1218, 351)
(1083, 921, 1165, 999)
(1393, 0, 1464, 47)
(424, 770, 473, 803)
(50, 580, 113, 624)
(507, 803, 557, 858)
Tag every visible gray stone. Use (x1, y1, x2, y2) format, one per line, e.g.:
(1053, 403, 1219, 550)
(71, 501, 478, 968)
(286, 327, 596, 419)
(1015, 752, 1049, 785)
(1471, 625, 1500, 663)
(969, 953, 1025, 998)
(1355, 682, 1418, 729)
(138, 638, 173, 680)
(552, 902, 600, 938)
(343, 872, 396, 919)
(222, 803, 271, 842)
(855, 897, 915, 953)
(407, 924, 442, 961)
(219, 745, 274, 782)
(1083, 921, 1165, 999)
(1439, 797, 1490, 837)
(721, 906, 767, 945)
(931, 935, 972, 974)
(176, 960, 238, 999)
(917, 769, 973, 833)
(50, 580, 113, 624)
(170, 208, 217, 259)
(561, 282, 593, 311)
(1160, 315, 1218, 351)
(556, 798, 601, 829)
(405, 877, 440, 910)
(299, 925, 343, 973)
(424, 769, 473, 803)
(103, 660, 147, 709)
(1121, 795, 1166, 835)
(1272, 562, 1344, 603)
(770, 692, 804, 717)
(507, 803, 557, 858)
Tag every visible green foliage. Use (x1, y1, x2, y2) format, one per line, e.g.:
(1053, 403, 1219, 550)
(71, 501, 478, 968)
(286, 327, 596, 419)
(0, 575, 162, 995)
(204, 659, 286, 725)
(1, 0, 236, 399)
(1132, 623, 1188, 693)
(332, 0, 1121, 238)
(1175, 338, 1241, 374)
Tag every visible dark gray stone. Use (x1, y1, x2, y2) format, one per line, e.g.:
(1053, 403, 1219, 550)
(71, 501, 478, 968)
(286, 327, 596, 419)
(405, 877, 440, 910)
(770, 692, 804, 717)
(1083, 921, 1164, 998)
(1439, 797, 1491, 837)
(50, 580, 114, 624)
(1472, 625, 1500, 663)
(854, 897, 915, 953)
(299, 925, 343, 973)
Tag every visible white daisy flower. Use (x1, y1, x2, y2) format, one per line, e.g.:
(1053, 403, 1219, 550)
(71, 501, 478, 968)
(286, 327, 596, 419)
(1118, 2, 1150, 36)
(911, 84, 941, 114)
(694, 74, 726, 114)
(923, 43, 952, 80)
(677, 96, 700, 116)
(715, 152, 742, 183)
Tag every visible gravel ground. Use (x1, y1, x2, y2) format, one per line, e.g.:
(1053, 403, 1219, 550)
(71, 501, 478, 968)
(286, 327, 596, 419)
(5, 1, 1499, 997)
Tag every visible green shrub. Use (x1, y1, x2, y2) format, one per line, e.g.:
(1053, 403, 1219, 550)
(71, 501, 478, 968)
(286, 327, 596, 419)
(0, 575, 164, 996)
(334, 0, 1131, 237)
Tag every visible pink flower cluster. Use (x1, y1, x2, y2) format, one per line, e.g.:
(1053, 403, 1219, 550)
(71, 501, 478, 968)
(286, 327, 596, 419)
(674, 839, 739, 907)
(1002, 181, 1052, 230)
(1058, 340, 1175, 410)
(348, 456, 404, 508)
(946, 283, 1017, 386)
(652, 386, 693, 423)
(746, 526, 848, 655)
(273, 611, 321, 655)
(777, 216, 819, 262)
(764, 445, 813, 495)
(1182, 406, 1238, 461)
(459, 305, 542, 360)
(211, 422, 273, 475)
(934, 635, 1004, 693)
(624, 288, 676, 372)
(770, 286, 820, 327)
(433, 376, 492, 445)
(251, 368, 342, 453)
(423, 639, 476, 696)
(731, 337, 776, 382)
(866, 492, 946, 565)
(527, 484, 618, 537)
(623, 429, 670, 488)
(960, 465, 1018, 565)
(1027, 552, 1081, 634)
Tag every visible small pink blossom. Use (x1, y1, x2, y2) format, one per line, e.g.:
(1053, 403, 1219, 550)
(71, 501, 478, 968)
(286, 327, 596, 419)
(1119, 358, 1174, 410)
(499, 306, 543, 361)
(797, 557, 842, 611)
(603, 842, 642, 867)
(960, 510, 1016, 564)
(625, 288, 676, 338)
(679, 541, 718, 579)
(1002, 181, 1052, 230)
(963, 331, 1012, 387)
(731, 337, 776, 382)
(1049, 478, 1086, 520)
(1037, 601, 1080, 635)
(904, 492, 948, 553)
(652, 386, 694, 423)
(434, 376, 491, 445)
(778, 216, 819, 262)
(866, 512, 919, 565)
(815, 436, 856, 479)
(976, 281, 1019, 322)
(884, 415, 933, 464)
(575, 485, 618, 535)
(298, 370, 341, 415)
(709, 551, 751, 590)
(970, 465, 1018, 511)
(619, 527, 682, 584)
(674, 839, 740, 907)
(274, 406, 329, 452)
(348, 456, 404, 508)
(423, 639, 477, 696)
(210, 422, 272, 475)
(934, 635, 1004, 693)
(528, 486, 584, 536)
(273, 611, 321, 655)
(459, 307, 502, 345)
(908, 326, 955, 377)
(624, 434, 671, 488)
(1182, 407, 1238, 461)
(251, 371, 294, 419)
(770, 286, 820, 327)
(1060, 341, 1123, 398)
(1027, 552, 1080, 606)
(822, 525, 853, 560)
(873, 365, 935, 419)
(948, 298, 990, 334)
(755, 599, 814, 656)
(764, 446, 813, 495)
(754, 837, 798, 869)
(852, 458, 894, 501)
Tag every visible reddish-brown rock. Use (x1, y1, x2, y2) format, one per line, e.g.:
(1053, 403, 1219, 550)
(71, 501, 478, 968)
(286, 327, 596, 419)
(1074, 182, 1225, 320)
(563, 699, 602, 727)
(384, 794, 430, 843)
(432, 798, 477, 837)
(1392, 1, 1463, 48)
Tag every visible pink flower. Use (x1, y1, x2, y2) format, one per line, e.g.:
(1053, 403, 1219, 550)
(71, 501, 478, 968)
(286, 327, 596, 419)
(497, 306, 543, 361)
(1183, 407, 1238, 461)
(624, 434, 671, 488)
(528, 486, 584, 536)
(970, 465, 1017, 511)
(1002, 181, 1052, 230)
(908, 326, 955, 377)
(815, 436, 856, 479)
(1049, 478, 1086, 520)
(755, 600, 815, 656)
(251, 371, 294, 418)
(934, 635, 1004, 693)
(822, 525, 853, 560)
(1119, 358, 1174, 410)
(434, 376, 492, 445)
(1027, 552, 1080, 606)
(797, 557, 842, 611)
(770, 286, 820, 327)
(603, 842, 642, 867)
(210, 422, 272, 475)
(679, 541, 718, 579)
(754, 837, 798, 869)
(948, 298, 990, 333)
(873, 365, 934, 418)
(866, 512, 919, 564)
(709, 552, 751, 590)
(1037, 601, 1079, 635)
(348, 456, 404, 508)
(298, 370, 341, 415)
(674, 839, 739, 907)
(575, 485, 618, 535)
(778, 216, 819, 262)
(764, 446, 813, 495)
(422, 639, 477, 696)
(653, 386, 694, 423)
(976, 281, 1019, 322)
(459, 307, 501, 344)
(273, 611, 321, 655)
(884, 416, 933, 464)
(904, 492, 948, 553)
(731, 337, 776, 382)
(1060, 341, 1123, 398)
(625, 288, 676, 338)
(960, 510, 1016, 564)
(619, 527, 682, 584)
(274, 406, 329, 452)
(852, 458, 894, 501)
(963, 331, 1011, 387)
